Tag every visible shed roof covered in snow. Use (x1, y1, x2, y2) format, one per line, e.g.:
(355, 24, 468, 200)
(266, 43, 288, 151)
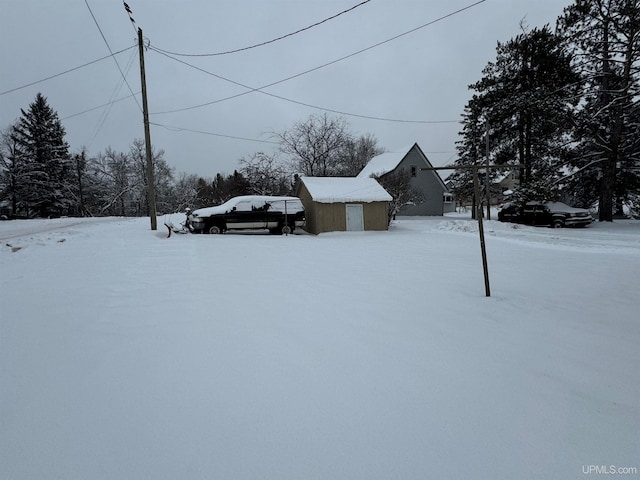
(296, 176, 392, 233)
(299, 177, 392, 203)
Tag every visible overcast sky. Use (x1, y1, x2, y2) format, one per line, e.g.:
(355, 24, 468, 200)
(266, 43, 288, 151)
(1, 0, 570, 178)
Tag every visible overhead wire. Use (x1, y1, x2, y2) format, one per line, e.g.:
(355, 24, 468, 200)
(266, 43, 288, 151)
(60, 92, 141, 121)
(84, 0, 142, 113)
(2, 2, 476, 149)
(150, 0, 372, 57)
(87, 48, 138, 147)
(0, 46, 136, 96)
(151, 49, 458, 123)
(149, 0, 486, 122)
(150, 122, 279, 145)
(243, 92, 460, 124)
(151, 50, 454, 123)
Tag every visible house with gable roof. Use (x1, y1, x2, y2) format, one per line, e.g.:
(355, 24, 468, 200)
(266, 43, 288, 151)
(357, 143, 455, 216)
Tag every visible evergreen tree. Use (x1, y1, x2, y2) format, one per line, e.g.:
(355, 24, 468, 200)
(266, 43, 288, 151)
(225, 170, 251, 199)
(194, 177, 216, 208)
(10, 93, 71, 217)
(197, 171, 251, 206)
(455, 26, 580, 207)
(449, 97, 485, 213)
(70, 148, 89, 216)
(559, 0, 640, 220)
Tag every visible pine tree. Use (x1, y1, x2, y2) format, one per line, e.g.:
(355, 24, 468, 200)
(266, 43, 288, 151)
(10, 93, 71, 217)
(559, 0, 640, 220)
(455, 26, 580, 206)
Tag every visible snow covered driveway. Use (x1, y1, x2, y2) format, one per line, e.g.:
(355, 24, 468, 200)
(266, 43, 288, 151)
(1, 215, 639, 479)
(0, 216, 128, 243)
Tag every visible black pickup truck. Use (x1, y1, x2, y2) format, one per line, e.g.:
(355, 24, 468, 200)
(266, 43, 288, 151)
(498, 201, 593, 228)
(188, 195, 305, 234)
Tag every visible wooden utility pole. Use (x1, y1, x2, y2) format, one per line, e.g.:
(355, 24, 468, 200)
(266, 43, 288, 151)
(485, 121, 491, 220)
(138, 27, 157, 230)
(472, 165, 491, 297)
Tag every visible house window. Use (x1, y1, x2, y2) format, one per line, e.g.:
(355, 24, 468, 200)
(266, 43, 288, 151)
(443, 193, 453, 204)
(410, 165, 417, 177)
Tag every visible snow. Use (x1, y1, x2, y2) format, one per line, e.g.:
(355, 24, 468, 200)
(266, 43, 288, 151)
(357, 149, 409, 179)
(300, 176, 392, 202)
(544, 201, 591, 214)
(191, 195, 304, 217)
(1, 214, 639, 479)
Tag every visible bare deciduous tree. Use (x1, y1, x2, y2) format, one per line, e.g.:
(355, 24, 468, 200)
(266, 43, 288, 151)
(373, 168, 423, 223)
(0, 125, 23, 217)
(273, 113, 351, 176)
(336, 133, 384, 177)
(239, 152, 290, 195)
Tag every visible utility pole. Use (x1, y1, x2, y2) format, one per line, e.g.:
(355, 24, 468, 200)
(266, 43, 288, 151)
(422, 163, 513, 297)
(473, 165, 491, 297)
(485, 120, 491, 220)
(138, 27, 157, 230)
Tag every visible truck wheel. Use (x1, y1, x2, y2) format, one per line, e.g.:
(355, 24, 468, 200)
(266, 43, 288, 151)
(208, 225, 222, 234)
(281, 225, 292, 235)
(552, 220, 563, 228)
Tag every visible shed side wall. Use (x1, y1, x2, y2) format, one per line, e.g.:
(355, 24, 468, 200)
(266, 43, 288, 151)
(296, 184, 319, 234)
(316, 203, 347, 233)
(364, 202, 390, 230)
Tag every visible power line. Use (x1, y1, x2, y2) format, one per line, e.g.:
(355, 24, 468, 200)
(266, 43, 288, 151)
(87, 48, 138, 147)
(150, 49, 459, 124)
(149, 0, 486, 120)
(0, 46, 135, 96)
(151, 0, 372, 57)
(150, 121, 459, 148)
(247, 92, 461, 124)
(60, 92, 141, 121)
(150, 121, 279, 145)
(84, 0, 142, 113)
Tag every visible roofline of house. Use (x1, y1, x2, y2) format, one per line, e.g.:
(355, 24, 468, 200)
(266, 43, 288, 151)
(383, 142, 450, 193)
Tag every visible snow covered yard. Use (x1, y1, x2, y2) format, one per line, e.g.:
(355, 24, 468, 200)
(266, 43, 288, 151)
(1, 215, 639, 479)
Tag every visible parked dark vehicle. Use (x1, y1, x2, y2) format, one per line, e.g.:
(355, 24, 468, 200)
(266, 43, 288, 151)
(188, 196, 305, 234)
(498, 201, 593, 228)
(497, 203, 521, 223)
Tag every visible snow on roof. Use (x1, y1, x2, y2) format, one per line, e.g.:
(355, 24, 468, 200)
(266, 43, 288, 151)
(301, 177, 392, 203)
(193, 195, 303, 216)
(357, 146, 414, 179)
